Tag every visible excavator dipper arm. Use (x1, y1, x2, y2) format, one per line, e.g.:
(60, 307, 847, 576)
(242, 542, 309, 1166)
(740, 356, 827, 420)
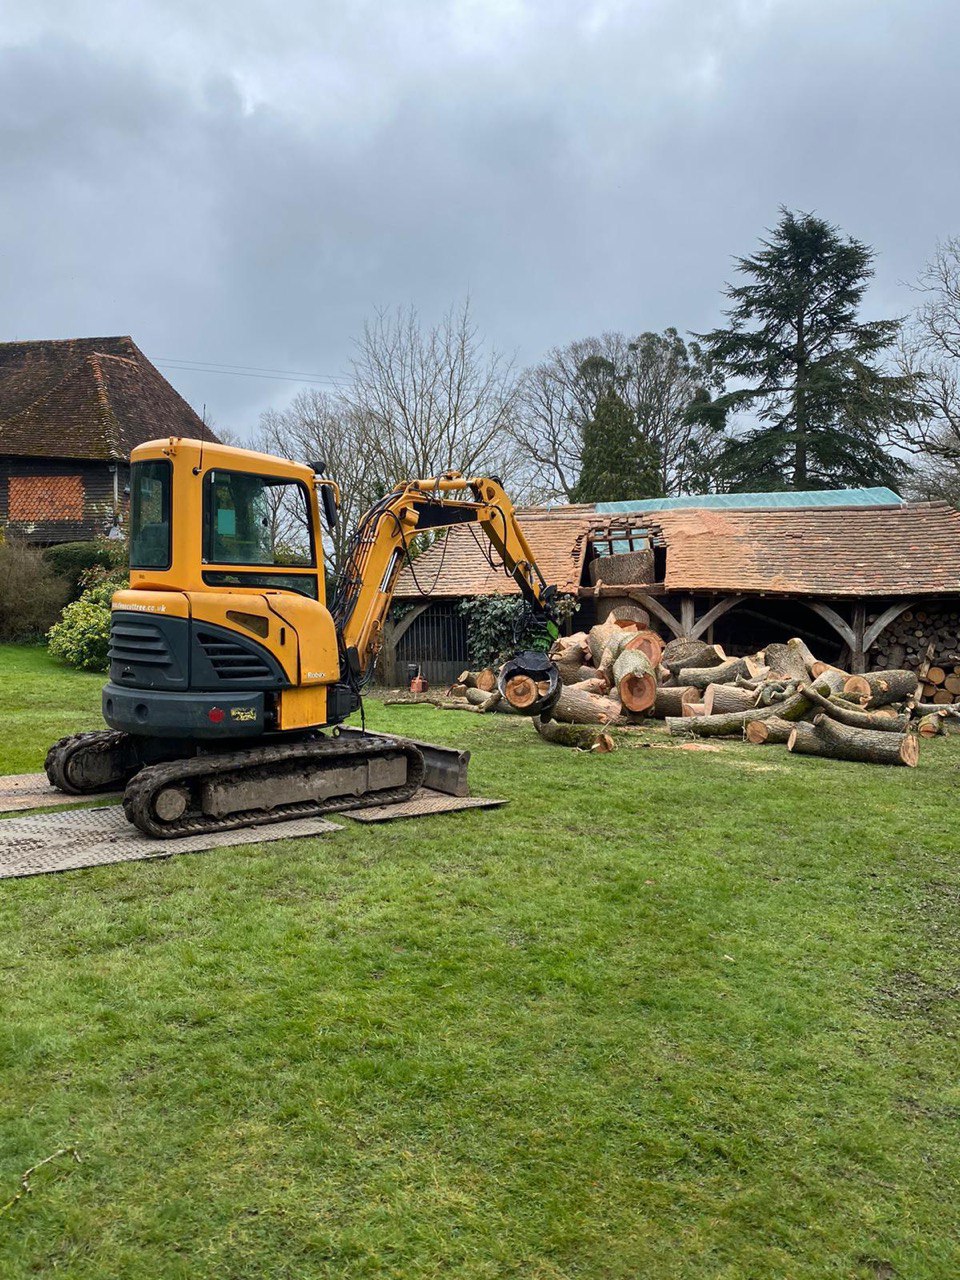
(330, 473, 559, 681)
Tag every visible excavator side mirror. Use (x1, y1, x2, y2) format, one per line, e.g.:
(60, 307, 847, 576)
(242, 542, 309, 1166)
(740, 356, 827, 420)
(315, 478, 339, 530)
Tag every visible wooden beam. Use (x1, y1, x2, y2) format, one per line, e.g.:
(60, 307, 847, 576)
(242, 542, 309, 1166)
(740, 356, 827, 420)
(680, 595, 696, 636)
(863, 600, 915, 653)
(690, 595, 745, 641)
(808, 601, 857, 652)
(577, 583, 667, 597)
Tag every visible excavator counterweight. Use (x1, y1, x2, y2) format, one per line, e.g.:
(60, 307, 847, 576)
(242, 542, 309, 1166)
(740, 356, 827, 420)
(45, 437, 561, 836)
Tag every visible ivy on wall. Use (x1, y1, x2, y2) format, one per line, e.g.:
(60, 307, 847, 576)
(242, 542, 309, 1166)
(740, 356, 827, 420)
(456, 594, 579, 668)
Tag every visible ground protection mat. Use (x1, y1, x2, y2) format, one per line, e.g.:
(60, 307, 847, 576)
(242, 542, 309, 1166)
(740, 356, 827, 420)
(0, 773, 122, 814)
(344, 790, 506, 822)
(0, 806, 342, 879)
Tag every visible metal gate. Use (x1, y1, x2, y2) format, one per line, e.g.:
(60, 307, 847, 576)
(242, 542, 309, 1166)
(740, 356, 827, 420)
(395, 601, 470, 686)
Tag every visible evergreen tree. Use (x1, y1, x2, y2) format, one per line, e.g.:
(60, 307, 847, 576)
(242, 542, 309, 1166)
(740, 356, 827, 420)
(695, 209, 921, 490)
(571, 387, 663, 502)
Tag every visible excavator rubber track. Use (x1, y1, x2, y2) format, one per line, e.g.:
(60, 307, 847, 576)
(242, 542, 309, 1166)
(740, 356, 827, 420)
(45, 730, 141, 795)
(121, 735, 426, 838)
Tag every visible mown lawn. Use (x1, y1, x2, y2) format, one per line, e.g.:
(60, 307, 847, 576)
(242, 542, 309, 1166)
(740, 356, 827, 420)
(0, 643, 958, 1279)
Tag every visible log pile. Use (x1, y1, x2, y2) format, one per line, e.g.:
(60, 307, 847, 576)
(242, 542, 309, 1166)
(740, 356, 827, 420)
(870, 604, 960, 705)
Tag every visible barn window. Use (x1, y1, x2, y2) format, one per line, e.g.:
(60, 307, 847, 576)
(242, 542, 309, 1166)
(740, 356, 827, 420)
(8, 475, 84, 521)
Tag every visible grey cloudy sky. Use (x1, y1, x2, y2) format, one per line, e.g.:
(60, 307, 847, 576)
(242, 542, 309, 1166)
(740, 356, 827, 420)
(2, 0, 958, 434)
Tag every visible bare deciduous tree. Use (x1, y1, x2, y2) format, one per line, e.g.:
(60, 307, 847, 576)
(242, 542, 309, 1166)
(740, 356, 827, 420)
(893, 238, 960, 501)
(256, 390, 379, 576)
(350, 299, 524, 485)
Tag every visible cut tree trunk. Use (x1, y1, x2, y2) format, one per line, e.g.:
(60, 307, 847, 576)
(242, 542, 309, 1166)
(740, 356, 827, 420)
(653, 685, 700, 717)
(623, 629, 665, 667)
(533, 717, 616, 750)
(662, 639, 725, 679)
(550, 685, 622, 725)
(786, 636, 819, 674)
(787, 715, 918, 766)
(612, 649, 657, 713)
(457, 668, 498, 692)
(703, 683, 759, 715)
(677, 657, 751, 690)
(502, 676, 537, 709)
(566, 676, 610, 696)
(682, 701, 707, 717)
(842, 669, 919, 708)
(917, 711, 947, 737)
(745, 716, 795, 744)
(466, 688, 502, 711)
(763, 642, 809, 682)
(550, 633, 589, 684)
(587, 621, 627, 668)
(800, 683, 908, 732)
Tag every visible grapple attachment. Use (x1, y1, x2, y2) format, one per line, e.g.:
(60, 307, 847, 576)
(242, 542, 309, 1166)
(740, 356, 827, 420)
(498, 651, 562, 717)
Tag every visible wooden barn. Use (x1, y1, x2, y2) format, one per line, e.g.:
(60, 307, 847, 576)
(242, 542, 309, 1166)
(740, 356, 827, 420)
(0, 336, 215, 544)
(388, 495, 960, 693)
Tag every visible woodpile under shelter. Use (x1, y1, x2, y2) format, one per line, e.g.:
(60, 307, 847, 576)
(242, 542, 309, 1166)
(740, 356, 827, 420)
(389, 491, 960, 691)
(0, 336, 214, 544)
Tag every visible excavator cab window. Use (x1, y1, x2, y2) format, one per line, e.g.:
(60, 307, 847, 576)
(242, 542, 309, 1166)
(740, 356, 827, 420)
(203, 470, 315, 569)
(130, 459, 172, 569)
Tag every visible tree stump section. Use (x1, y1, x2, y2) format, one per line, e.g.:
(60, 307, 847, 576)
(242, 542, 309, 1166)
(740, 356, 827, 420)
(549, 685, 622, 725)
(745, 716, 794, 744)
(613, 649, 657, 713)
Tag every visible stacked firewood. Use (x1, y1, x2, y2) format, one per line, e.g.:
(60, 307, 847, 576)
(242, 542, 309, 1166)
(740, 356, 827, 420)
(871, 604, 960, 705)
(507, 618, 957, 764)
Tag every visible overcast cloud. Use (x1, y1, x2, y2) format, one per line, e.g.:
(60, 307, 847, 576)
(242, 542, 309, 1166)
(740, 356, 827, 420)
(2, 0, 958, 433)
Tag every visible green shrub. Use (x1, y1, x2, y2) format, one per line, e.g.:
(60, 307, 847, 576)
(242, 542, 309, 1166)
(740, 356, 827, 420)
(47, 569, 127, 671)
(457, 594, 579, 668)
(43, 539, 127, 599)
(0, 537, 70, 642)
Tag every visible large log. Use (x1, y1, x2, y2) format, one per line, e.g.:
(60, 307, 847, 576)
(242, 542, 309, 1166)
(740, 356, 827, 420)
(551, 632, 590, 684)
(587, 621, 627, 668)
(799, 684, 908, 732)
(533, 716, 616, 750)
(662, 639, 725, 679)
(745, 716, 795, 744)
(612, 649, 657, 713)
(567, 675, 610, 696)
(677, 657, 750, 690)
(703, 683, 759, 715)
(787, 715, 919, 766)
(842, 669, 919, 708)
(457, 668, 498, 692)
(653, 685, 700, 717)
(786, 636, 819, 675)
(624, 629, 665, 667)
(763, 642, 809, 682)
(550, 685, 622, 725)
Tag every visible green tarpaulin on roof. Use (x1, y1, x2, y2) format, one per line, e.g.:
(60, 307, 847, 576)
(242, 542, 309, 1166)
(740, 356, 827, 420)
(594, 487, 901, 515)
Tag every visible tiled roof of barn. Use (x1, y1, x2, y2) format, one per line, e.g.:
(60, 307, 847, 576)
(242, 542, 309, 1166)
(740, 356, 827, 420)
(650, 501, 960, 597)
(394, 509, 597, 599)
(394, 499, 960, 600)
(0, 336, 216, 461)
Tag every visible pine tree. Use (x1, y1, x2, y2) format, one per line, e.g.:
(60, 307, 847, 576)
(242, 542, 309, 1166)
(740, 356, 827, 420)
(695, 209, 921, 490)
(571, 387, 663, 502)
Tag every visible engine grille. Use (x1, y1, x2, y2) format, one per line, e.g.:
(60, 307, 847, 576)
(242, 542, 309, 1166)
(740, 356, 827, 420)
(108, 618, 174, 672)
(196, 631, 274, 682)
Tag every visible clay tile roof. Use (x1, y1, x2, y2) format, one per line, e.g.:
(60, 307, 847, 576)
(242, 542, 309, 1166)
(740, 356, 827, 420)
(0, 336, 217, 461)
(649, 502, 960, 597)
(394, 509, 597, 599)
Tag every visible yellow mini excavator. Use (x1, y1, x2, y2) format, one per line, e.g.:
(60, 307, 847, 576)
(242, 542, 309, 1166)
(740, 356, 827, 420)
(45, 437, 561, 837)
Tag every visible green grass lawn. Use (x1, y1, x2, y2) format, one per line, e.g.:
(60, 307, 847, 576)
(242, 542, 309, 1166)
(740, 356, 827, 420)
(1, 643, 958, 1279)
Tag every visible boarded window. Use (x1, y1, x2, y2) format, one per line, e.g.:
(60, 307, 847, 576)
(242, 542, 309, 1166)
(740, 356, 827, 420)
(8, 475, 85, 522)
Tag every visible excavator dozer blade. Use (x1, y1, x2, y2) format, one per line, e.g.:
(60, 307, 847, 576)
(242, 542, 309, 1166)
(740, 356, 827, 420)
(338, 728, 470, 796)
